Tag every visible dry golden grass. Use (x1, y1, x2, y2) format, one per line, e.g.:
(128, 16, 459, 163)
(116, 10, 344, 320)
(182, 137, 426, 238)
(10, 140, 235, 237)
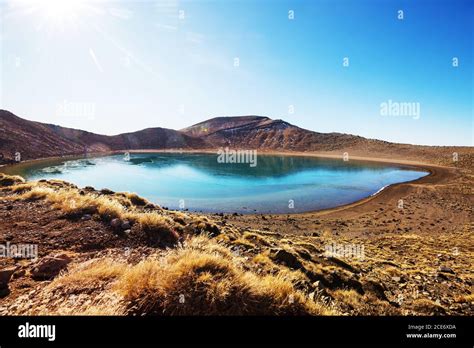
(53, 258, 127, 291)
(454, 293, 474, 303)
(16, 185, 126, 219)
(6, 179, 181, 245)
(242, 231, 272, 246)
(293, 242, 321, 254)
(6, 182, 36, 193)
(0, 173, 25, 186)
(114, 237, 333, 315)
(19, 186, 55, 200)
(331, 289, 362, 309)
(252, 251, 274, 267)
(121, 192, 150, 206)
(411, 298, 447, 315)
(135, 212, 179, 245)
(231, 237, 256, 250)
(34, 237, 333, 315)
(331, 289, 401, 315)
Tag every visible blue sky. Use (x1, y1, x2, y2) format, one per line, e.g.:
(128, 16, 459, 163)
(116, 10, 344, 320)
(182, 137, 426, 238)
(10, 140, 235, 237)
(0, 0, 472, 145)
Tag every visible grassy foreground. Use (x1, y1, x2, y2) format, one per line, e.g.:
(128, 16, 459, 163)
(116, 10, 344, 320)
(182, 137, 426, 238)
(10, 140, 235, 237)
(0, 171, 472, 316)
(0, 173, 333, 315)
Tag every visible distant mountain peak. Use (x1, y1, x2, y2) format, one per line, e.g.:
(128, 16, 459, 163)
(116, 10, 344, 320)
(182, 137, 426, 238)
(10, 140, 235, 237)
(180, 115, 271, 137)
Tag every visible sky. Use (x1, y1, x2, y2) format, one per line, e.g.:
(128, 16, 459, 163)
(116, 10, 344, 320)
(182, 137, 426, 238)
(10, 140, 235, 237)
(0, 0, 472, 146)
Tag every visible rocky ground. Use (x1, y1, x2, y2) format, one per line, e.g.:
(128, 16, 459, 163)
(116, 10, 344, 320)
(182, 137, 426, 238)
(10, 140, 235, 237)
(0, 157, 472, 316)
(209, 164, 474, 315)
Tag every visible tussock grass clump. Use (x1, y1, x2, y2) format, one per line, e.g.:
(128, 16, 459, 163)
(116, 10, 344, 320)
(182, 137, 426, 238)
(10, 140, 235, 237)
(8, 182, 36, 194)
(252, 251, 275, 267)
(412, 298, 447, 315)
(94, 196, 125, 220)
(231, 238, 256, 251)
(185, 218, 221, 236)
(136, 213, 179, 246)
(115, 237, 332, 315)
(17, 186, 125, 219)
(122, 192, 150, 206)
(0, 173, 25, 187)
(243, 231, 272, 247)
(19, 186, 56, 201)
(331, 289, 401, 315)
(53, 258, 127, 293)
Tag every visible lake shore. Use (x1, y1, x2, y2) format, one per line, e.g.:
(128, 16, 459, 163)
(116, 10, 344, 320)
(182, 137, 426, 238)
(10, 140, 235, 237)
(0, 148, 454, 218)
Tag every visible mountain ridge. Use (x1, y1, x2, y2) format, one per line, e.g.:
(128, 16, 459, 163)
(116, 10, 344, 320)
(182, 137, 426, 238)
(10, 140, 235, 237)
(0, 110, 472, 168)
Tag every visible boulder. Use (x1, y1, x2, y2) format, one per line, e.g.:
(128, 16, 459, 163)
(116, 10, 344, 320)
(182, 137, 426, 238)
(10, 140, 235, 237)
(31, 253, 72, 280)
(0, 266, 17, 297)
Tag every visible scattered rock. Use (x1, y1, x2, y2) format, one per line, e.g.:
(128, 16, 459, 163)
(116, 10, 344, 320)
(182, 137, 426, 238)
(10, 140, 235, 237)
(81, 214, 92, 221)
(121, 221, 131, 230)
(100, 188, 115, 195)
(31, 253, 72, 280)
(110, 218, 122, 229)
(439, 266, 455, 274)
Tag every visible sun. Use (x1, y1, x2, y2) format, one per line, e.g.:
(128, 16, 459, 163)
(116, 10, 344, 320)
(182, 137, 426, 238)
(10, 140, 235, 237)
(8, 0, 94, 28)
(39, 0, 85, 21)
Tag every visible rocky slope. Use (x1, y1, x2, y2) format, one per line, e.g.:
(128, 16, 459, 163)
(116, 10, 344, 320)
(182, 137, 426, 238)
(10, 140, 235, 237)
(187, 116, 368, 151)
(0, 110, 206, 161)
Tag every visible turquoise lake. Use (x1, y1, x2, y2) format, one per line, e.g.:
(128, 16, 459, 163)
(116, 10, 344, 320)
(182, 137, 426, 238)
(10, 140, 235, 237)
(13, 153, 429, 214)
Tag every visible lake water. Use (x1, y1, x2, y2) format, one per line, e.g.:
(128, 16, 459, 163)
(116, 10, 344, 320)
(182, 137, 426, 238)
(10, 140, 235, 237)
(10, 153, 428, 213)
